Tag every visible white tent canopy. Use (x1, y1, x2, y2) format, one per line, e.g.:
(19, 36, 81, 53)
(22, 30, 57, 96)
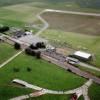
(74, 51, 92, 59)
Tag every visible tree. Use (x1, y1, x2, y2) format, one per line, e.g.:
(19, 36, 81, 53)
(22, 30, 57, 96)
(36, 51, 41, 59)
(25, 47, 41, 59)
(14, 42, 21, 50)
(25, 48, 36, 56)
(36, 42, 46, 48)
(32, 50, 36, 56)
(41, 42, 46, 48)
(25, 48, 32, 55)
(0, 26, 9, 33)
(13, 67, 20, 72)
(30, 44, 38, 49)
(67, 69, 72, 72)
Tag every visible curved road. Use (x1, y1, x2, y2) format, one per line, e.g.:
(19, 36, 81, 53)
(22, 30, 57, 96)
(35, 8, 100, 36)
(10, 79, 93, 100)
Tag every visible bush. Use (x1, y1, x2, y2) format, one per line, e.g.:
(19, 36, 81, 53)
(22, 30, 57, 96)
(27, 67, 32, 72)
(14, 42, 21, 50)
(13, 68, 20, 72)
(67, 69, 72, 72)
(0, 26, 9, 33)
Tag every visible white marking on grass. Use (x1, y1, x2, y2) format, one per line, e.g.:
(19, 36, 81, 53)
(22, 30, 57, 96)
(0, 50, 23, 68)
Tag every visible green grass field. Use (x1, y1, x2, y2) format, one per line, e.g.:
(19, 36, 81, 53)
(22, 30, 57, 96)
(89, 83, 100, 100)
(0, 53, 99, 100)
(0, 0, 100, 27)
(0, 42, 17, 64)
(0, 53, 86, 99)
(0, 0, 100, 99)
(0, 5, 42, 27)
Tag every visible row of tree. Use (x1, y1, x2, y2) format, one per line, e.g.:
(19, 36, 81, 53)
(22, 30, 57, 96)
(14, 42, 46, 50)
(14, 42, 43, 59)
(30, 42, 46, 50)
(25, 48, 41, 59)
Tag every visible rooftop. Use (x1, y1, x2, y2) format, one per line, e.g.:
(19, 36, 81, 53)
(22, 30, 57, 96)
(74, 51, 91, 59)
(18, 35, 47, 45)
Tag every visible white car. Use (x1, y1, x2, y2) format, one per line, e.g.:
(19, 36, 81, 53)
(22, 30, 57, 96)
(46, 45, 56, 51)
(68, 61, 77, 65)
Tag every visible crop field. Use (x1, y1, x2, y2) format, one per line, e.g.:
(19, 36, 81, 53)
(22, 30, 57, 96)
(42, 12, 100, 36)
(0, 42, 17, 64)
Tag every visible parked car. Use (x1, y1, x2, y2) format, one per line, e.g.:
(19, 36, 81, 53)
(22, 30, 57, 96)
(66, 57, 79, 65)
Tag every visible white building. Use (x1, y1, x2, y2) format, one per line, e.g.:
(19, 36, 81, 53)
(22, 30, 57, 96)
(73, 51, 92, 61)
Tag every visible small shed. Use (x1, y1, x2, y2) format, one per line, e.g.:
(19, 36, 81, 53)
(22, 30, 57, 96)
(73, 51, 92, 61)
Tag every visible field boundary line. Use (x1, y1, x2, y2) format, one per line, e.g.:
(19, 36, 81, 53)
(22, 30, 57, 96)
(0, 50, 23, 68)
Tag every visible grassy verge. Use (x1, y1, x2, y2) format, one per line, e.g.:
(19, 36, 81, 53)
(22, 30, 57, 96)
(89, 83, 100, 100)
(0, 42, 17, 64)
(75, 64, 100, 77)
(0, 87, 32, 100)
